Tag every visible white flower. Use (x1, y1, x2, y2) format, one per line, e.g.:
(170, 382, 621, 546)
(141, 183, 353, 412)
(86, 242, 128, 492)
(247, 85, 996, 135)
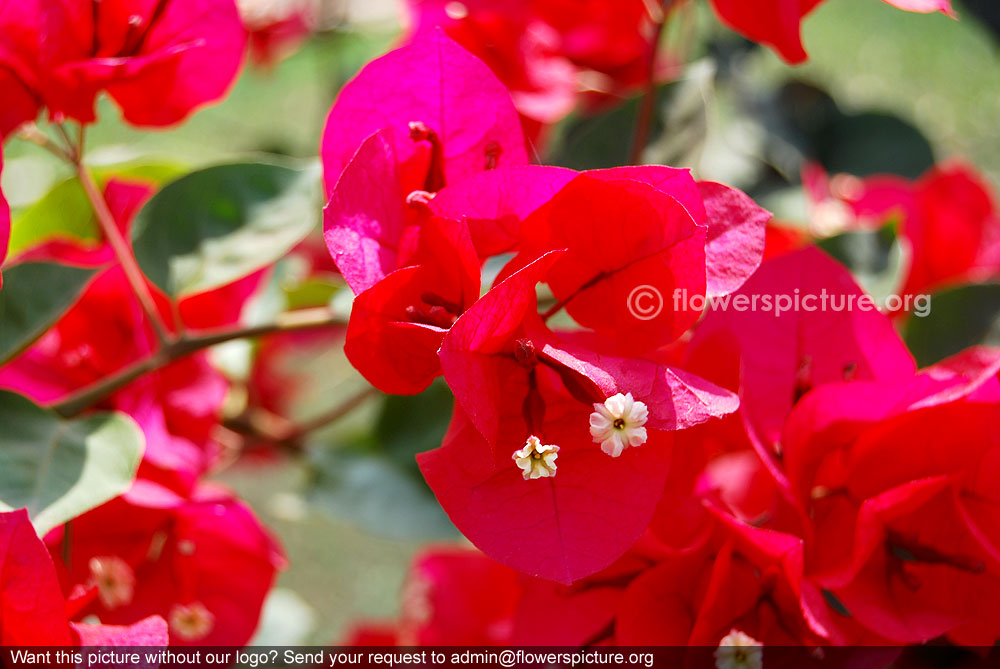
(714, 629, 763, 669)
(589, 392, 648, 457)
(512, 436, 559, 480)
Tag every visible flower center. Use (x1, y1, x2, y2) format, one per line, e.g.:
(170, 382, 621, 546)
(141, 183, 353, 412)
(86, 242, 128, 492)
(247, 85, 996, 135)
(714, 629, 763, 669)
(512, 435, 559, 480)
(169, 602, 215, 641)
(87, 556, 135, 610)
(589, 392, 649, 458)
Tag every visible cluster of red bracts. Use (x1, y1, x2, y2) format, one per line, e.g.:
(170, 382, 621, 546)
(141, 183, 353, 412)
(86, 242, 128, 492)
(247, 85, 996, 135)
(345, 247, 1000, 647)
(325, 30, 1000, 647)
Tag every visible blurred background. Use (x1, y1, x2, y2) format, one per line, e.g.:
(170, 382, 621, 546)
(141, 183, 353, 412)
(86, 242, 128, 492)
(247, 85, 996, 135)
(3, 0, 998, 644)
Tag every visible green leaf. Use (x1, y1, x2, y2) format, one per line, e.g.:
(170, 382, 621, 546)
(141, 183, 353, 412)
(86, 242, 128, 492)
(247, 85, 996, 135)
(307, 382, 456, 539)
(904, 283, 1000, 367)
(7, 163, 187, 260)
(0, 262, 98, 366)
(8, 178, 97, 258)
(308, 448, 456, 540)
(0, 391, 144, 536)
(548, 95, 649, 170)
(375, 381, 454, 472)
(818, 221, 904, 305)
(131, 162, 321, 297)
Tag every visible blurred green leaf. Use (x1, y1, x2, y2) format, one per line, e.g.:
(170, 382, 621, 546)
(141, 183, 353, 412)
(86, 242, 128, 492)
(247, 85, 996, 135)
(307, 383, 457, 540)
(818, 222, 904, 305)
(8, 178, 97, 258)
(308, 448, 456, 540)
(375, 381, 454, 471)
(0, 262, 98, 366)
(548, 95, 647, 170)
(0, 391, 144, 536)
(131, 161, 320, 297)
(820, 112, 935, 180)
(904, 282, 1000, 367)
(8, 165, 186, 259)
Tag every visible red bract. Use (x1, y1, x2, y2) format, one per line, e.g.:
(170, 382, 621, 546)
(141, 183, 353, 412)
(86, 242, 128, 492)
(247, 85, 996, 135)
(781, 349, 1000, 644)
(708, 0, 953, 64)
(0, 0, 246, 133)
(403, 0, 661, 133)
(345, 546, 621, 646)
(617, 513, 833, 646)
(687, 246, 916, 450)
(650, 247, 915, 551)
(49, 486, 285, 647)
(420, 254, 737, 583)
(512, 173, 764, 353)
(900, 164, 1000, 297)
(807, 162, 1000, 303)
(344, 215, 480, 394)
(320, 30, 528, 198)
(1, 509, 169, 647)
(238, 0, 317, 67)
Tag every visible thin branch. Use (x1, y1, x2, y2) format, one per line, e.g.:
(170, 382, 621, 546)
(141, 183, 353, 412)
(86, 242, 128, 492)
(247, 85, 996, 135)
(72, 129, 173, 345)
(51, 307, 344, 418)
(14, 124, 73, 162)
(228, 386, 379, 450)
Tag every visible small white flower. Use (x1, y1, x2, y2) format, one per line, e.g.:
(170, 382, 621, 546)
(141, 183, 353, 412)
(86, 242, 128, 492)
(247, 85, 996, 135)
(589, 392, 648, 457)
(512, 436, 559, 480)
(714, 629, 763, 669)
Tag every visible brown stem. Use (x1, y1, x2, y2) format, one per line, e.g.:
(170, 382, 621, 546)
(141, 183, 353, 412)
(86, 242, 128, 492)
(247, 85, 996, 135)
(51, 307, 344, 418)
(231, 387, 379, 450)
(72, 129, 173, 345)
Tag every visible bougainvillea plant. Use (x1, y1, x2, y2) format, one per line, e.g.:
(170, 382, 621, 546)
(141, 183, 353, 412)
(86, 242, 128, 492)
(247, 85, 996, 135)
(0, 0, 997, 656)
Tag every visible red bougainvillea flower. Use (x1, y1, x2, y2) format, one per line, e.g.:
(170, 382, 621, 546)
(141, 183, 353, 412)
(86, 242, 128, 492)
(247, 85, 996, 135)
(617, 511, 835, 646)
(345, 546, 622, 646)
(805, 162, 1000, 303)
(321, 30, 528, 199)
(344, 215, 481, 394)
(687, 245, 916, 451)
(419, 253, 737, 583)
(322, 31, 528, 300)
(48, 485, 285, 647)
(647, 247, 916, 552)
(781, 347, 1000, 645)
(1, 509, 169, 647)
(504, 169, 769, 354)
(404, 0, 578, 135)
(0, 0, 246, 135)
(404, 0, 664, 134)
(238, 0, 317, 67)
(708, 0, 953, 65)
